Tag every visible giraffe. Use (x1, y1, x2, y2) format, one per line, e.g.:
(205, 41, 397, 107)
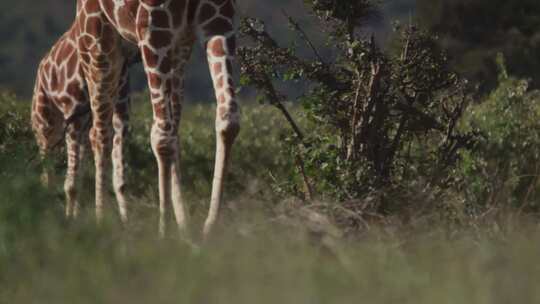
(74, 0, 239, 238)
(31, 20, 135, 222)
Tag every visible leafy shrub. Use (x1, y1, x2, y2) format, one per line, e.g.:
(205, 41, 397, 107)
(460, 55, 540, 213)
(0, 91, 34, 154)
(238, 1, 476, 205)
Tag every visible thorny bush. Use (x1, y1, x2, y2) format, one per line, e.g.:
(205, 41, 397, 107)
(238, 0, 477, 215)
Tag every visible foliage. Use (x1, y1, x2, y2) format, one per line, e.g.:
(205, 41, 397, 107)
(460, 55, 540, 213)
(238, 1, 476, 203)
(0, 91, 34, 154)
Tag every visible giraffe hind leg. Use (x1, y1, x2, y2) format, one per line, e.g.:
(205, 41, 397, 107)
(112, 64, 130, 224)
(32, 93, 64, 190)
(64, 121, 85, 219)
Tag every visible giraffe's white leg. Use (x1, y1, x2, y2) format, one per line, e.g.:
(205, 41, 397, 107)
(64, 122, 85, 219)
(112, 112, 128, 223)
(150, 121, 186, 238)
(112, 65, 130, 224)
(169, 46, 193, 237)
(203, 34, 240, 238)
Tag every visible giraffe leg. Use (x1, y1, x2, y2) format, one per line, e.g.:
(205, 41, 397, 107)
(89, 115, 114, 223)
(112, 64, 130, 224)
(77, 7, 124, 224)
(203, 34, 240, 238)
(137, 24, 190, 238)
(32, 87, 63, 191)
(39, 150, 55, 191)
(135, 3, 196, 238)
(73, 129, 89, 219)
(169, 46, 193, 238)
(150, 90, 188, 238)
(151, 119, 185, 238)
(64, 121, 85, 219)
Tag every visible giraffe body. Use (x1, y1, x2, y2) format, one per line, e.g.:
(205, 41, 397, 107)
(31, 22, 134, 221)
(74, 0, 239, 237)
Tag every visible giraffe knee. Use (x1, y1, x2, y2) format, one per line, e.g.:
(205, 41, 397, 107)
(150, 123, 177, 161)
(113, 170, 126, 194)
(64, 180, 77, 199)
(114, 183, 126, 196)
(89, 126, 112, 153)
(217, 119, 239, 146)
(216, 104, 240, 145)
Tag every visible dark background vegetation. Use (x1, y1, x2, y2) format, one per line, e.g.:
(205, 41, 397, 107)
(3, 0, 540, 96)
(0, 0, 414, 98)
(2, 0, 540, 302)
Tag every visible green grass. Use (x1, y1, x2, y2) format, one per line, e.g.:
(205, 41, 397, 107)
(1, 94, 540, 303)
(2, 208, 540, 303)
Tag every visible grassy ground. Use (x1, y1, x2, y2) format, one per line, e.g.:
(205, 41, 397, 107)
(2, 209, 540, 303)
(1, 94, 540, 303)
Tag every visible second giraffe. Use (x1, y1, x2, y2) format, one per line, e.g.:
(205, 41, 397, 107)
(31, 20, 137, 222)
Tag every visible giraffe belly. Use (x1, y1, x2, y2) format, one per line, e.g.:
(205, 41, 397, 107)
(50, 80, 89, 120)
(99, 0, 140, 44)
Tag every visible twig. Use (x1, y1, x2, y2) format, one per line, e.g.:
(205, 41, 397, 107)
(281, 9, 326, 65)
(347, 70, 364, 161)
(296, 154, 314, 201)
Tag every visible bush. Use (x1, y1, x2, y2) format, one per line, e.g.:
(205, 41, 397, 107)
(460, 55, 540, 213)
(238, 1, 476, 205)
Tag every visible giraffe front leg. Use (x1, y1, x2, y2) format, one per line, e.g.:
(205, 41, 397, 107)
(140, 53, 189, 238)
(85, 69, 119, 224)
(149, 87, 188, 238)
(77, 8, 124, 224)
(112, 108, 128, 224)
(64, 122, 85, 219)
(203, 34, 240, 238)
(112, 66, 130, 224)
(169, 47, 193, 239)
(151, 121, 187, 238)
(89, 112, 113, 224)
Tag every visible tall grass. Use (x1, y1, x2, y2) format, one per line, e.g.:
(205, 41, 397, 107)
(1, 92, 540, 303)
(2, 206, 540, 303)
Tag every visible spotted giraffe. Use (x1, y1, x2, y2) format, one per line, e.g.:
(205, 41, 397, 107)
(31, 20, 135, 222)
(74, 0, 239, 237)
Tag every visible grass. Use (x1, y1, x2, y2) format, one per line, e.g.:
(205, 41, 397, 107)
(2, 206, 540, 303)
(1, 94, 540, 303)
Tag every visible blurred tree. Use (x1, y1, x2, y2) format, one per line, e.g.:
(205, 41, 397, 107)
(417, 0, 540, 91)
